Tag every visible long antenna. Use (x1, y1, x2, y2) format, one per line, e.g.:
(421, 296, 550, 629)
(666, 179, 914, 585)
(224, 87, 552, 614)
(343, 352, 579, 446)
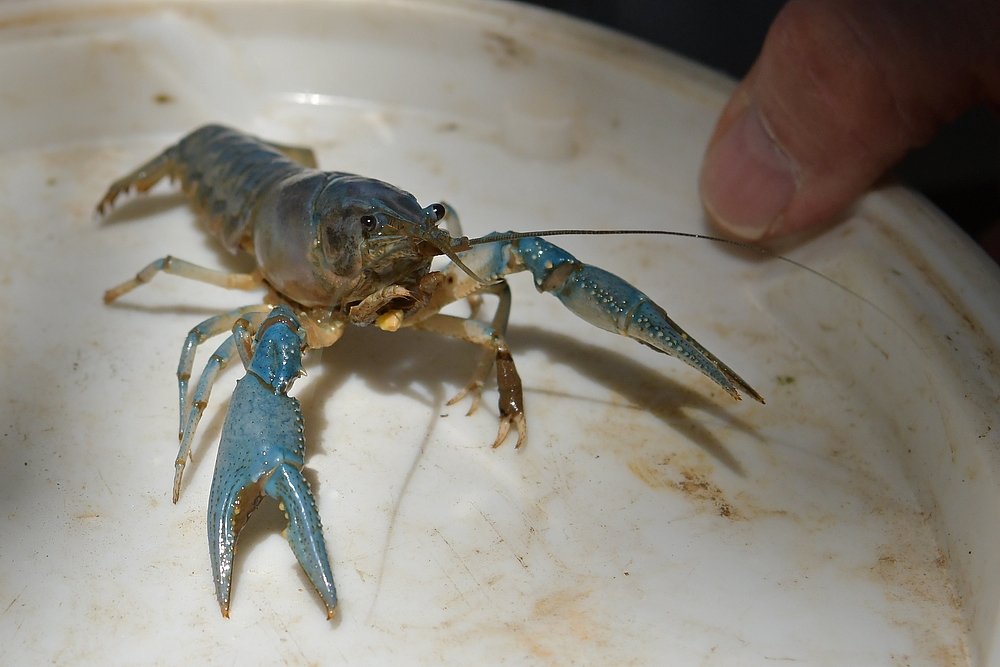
(464, 228, 903, 334)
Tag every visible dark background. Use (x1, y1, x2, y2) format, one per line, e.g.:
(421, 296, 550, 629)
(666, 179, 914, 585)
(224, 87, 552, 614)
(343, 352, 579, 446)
(521, 0, 1000, 260)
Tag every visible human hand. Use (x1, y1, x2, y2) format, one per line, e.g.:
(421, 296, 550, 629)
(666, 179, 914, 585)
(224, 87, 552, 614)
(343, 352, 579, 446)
(699, 0, 1000, 242)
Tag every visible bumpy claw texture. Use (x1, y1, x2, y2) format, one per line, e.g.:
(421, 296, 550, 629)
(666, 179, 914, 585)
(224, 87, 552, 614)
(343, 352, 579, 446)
(208, 306, 337, 618)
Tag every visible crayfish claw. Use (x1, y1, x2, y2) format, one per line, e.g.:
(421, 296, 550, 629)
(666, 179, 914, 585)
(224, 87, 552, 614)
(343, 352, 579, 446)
(206, 306, 337, 618)
(209, 464, 338, 619)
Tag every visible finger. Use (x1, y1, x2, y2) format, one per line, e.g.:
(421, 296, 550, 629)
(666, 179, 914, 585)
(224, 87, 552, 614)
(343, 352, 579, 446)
(699, 0, 1000, 241)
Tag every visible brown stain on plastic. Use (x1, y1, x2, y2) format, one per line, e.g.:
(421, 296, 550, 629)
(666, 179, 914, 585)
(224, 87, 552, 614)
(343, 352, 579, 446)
(864, 518, 970, 666)
(531, 589, 596, 647)
(514, 588, 614, 661)
(628, 454, 740, 519)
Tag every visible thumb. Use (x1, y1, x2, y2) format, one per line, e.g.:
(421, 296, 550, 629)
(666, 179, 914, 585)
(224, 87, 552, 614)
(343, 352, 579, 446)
(699, 0, 1000, 241)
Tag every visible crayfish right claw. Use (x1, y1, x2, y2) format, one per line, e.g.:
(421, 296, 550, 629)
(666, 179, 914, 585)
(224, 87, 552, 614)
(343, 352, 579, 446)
(209, 463, 338, 619)
(207, 306, 338, 618)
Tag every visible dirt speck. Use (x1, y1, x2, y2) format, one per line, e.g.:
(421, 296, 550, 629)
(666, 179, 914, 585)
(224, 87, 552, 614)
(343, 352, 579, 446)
(152, 92, 174, 104)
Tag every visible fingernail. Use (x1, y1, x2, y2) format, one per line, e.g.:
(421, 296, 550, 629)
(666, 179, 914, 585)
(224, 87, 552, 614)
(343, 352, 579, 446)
(700, 105, 798, 240)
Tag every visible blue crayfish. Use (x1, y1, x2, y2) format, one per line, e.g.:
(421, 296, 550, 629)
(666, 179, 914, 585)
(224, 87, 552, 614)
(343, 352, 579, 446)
(100, 125, 763, 618)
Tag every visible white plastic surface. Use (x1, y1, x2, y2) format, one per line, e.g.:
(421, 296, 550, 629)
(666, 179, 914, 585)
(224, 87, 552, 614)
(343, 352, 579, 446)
(1, 1, 998, 665)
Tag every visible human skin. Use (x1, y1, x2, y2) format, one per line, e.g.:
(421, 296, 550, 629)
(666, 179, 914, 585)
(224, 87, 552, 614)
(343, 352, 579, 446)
(699, 0, 1000, 244)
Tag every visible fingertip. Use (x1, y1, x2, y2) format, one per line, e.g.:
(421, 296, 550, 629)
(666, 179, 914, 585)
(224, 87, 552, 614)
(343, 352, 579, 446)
(700, 101, 798, 241)
(701, 0, 994, 243)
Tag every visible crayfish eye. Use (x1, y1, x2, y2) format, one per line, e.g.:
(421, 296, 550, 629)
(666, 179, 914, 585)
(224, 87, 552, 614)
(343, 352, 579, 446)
(359, 214, 377, 232)
(430, 203, 446, 222)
